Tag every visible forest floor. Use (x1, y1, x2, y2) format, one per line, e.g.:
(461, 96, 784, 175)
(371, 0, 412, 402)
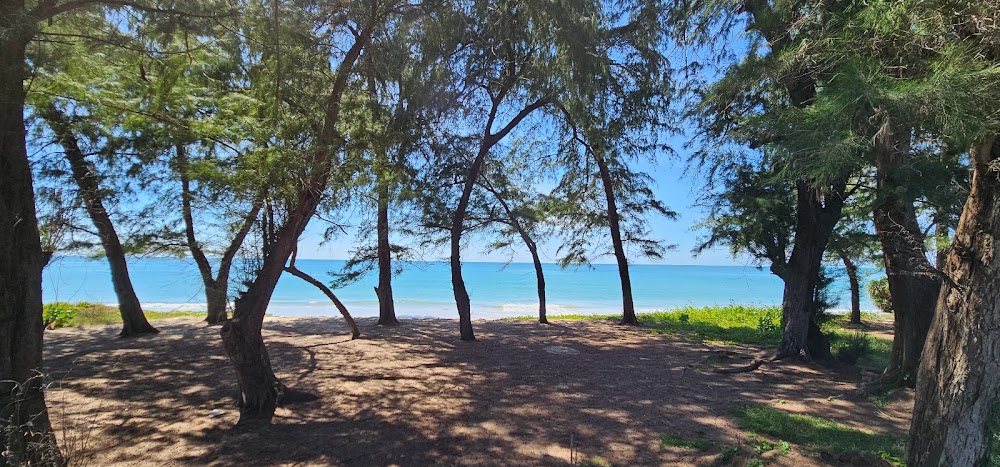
(43, 315, 910, 466)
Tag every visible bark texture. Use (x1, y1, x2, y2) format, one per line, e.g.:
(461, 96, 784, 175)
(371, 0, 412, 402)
(908, 137, 1000, 466)
(40, 104, 157, 337)
(872, 120, 940, 388)
(220, 16, 375, 425)
(775, 179, 846, 360)
(0, 16, 63, 465)
(594, 152, 638, 326)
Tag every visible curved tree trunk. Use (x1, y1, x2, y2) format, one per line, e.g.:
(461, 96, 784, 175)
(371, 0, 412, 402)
(840, 252, 862, 325)
(205, 284, 229, 324)
(284, 260, 360, 339)
(872, 120, 940, 388)
(0, 25, 63, 465)
(40, 103, 157, 337)
(594, 152, 638, 326)
(450, 146, 486, 341)
(221, 17, 375, 425)
(527, 241, 547, 324)
(375, 182, 398, 326)
(908, 137, 1000, 466)
(775, 179, 846, 360)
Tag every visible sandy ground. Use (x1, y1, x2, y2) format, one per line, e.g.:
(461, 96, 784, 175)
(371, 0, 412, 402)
(42, 317, 912, 466)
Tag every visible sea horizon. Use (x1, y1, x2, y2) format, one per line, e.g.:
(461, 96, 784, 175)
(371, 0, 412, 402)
(43, 256, 881, 319)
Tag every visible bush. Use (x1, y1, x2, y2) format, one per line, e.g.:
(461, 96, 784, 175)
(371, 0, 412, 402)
(42, 302, 78, 329)
(867, 277, 892, 313)
(835, 332, 872, 364)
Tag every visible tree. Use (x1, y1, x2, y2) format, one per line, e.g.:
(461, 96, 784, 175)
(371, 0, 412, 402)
(2, 1, 227, 462)
(479, 145, 554, 323)
(908, 0, 1000, 462)
(694, 157, 843, 358)
(218, 0, 419, 425)
(36, 102, 159, 336)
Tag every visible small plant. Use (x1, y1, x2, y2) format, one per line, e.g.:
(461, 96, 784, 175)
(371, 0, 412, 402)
(779, 440, 790, 455)
(746, 459, 765, 467)
(660, 433, 714, 450)
(42, 302, 78, 330)
(578, 456, 612, 467)
(720, 445, 741, 462)
(677, 313, 690, 323)
(753, 440, 777, 454)
(756, 316, 779, 337)
(835, 332, 873, 364)
(867, 277, 893, 313)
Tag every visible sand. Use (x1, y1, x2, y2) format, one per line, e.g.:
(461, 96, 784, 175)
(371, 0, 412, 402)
(42, 317, 911, 466)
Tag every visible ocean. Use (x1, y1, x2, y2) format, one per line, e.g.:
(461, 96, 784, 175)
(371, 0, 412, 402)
(42, 256, 878, 319)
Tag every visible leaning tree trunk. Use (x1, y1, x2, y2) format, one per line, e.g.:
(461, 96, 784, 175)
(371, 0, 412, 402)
(594, 152, 638, 326)
(907, 137, 1000, 466)
(284, 260, 360, 339)
(526, 240, 547, 324)
(450, 144, 489, 341)
(375, 182, 398, 326)
(221, 17, 375, 425)
(0, 25, 63, 465)
(40, 103, 157, 337)
(840, 252, 862, 325)
(872, 120, 940, 388)
(775, 179, 846, 360)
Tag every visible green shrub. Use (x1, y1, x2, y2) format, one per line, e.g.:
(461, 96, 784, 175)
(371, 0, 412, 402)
(867, 277, 892, 313)
(756, 315, 780, 337)
(43, 302, 78, 329)
(835, 332, 873, 364)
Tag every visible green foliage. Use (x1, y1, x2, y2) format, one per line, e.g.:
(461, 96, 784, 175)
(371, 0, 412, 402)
(659, 434, 714, 450)
(834, 332, 873, 364)
(578, 456, 612, 467)
(45, 302, 202, 327)
(736, 405, 903, 459)
(42, 302, 77, 329)
(867, 277, 893, 313)
(987, 400, 1000, 467)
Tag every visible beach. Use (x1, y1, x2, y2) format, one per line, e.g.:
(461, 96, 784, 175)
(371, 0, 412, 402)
(43, 316, 909, 466)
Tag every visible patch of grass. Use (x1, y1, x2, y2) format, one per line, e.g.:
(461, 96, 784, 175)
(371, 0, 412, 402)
(637, 306, 783, 346)
(51, 302, 204, 327)
(827, 329, 892, 369)
(659, 433, 714, 450)
(736, 404, 903, 459)
(578, 456, 611, 467)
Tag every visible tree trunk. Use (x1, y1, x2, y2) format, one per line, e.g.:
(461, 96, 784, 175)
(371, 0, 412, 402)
(0, 22, 64, 465)
(840, 252, 862, 325)
(594, 152, 638, 325)
(40, 103, 157, 337)
(907, 137, 1000, 466)
(176, 145, 261, 325)
(527, 241, 547, 324)
(205, 283, 229, 324)
(872, 119, 940, 388)
(284, 262, 360, 339)
(221, 18, 375, 425)
(775, 179, 846, 360)
(450, 144, 488, 341)
(375, 182, 398, 326)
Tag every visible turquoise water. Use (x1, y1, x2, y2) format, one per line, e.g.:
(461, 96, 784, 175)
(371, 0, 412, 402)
(42, 256, 878, 318)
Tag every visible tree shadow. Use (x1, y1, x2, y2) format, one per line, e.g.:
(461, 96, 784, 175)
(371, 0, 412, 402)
(42, 316, 910, 466)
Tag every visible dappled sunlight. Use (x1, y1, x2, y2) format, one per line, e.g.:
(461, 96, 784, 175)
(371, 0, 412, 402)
(42, 316, 911, 465)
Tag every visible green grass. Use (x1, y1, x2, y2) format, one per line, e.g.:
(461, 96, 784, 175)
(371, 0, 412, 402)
(535, 307, 894, 369)
(737, 404, 904, 460)
(659, 433, 715, 450)
(533, 305, 785, 346)
(48, 302, 204, 327)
